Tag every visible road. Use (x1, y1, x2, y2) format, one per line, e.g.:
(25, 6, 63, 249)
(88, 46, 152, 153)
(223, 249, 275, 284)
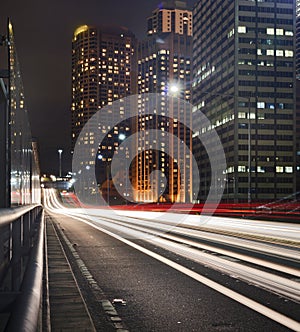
(44, 189, 300, 331)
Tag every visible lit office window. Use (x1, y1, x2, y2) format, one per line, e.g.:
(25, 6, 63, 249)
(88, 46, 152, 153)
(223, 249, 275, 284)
(285, 30, 293, 36)
(276, 50, 283, 56)
(285, 50, 293, 57)
(257, 102, 265, 109)
(276, 29, 284, 36)
(276, 166, 284, 173)
(238, 26, 246, 33)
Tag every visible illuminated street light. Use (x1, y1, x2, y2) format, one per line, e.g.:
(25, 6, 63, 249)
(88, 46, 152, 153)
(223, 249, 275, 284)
(118, 133, 126, 141)
(169, 83, 180, 95)
(118, 133, 128, 203)
(58, 149, 63, 177)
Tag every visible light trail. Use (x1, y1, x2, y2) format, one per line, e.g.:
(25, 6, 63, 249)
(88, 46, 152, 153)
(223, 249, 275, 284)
(116, 210, 300, 242)
(49, 210, 300, 331)
(52, 209, 300, 301)
(43, 189, 300, 330)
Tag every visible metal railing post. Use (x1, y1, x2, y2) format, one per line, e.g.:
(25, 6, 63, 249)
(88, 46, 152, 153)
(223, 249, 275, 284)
(11, 217, 22, 291)
(6, 209, 44, 332)
(23, 212, 30, 254)
(0, 204, 43, 327)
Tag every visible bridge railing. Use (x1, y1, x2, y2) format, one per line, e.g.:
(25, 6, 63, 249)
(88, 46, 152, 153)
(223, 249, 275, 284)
(0, 204, 44, 332)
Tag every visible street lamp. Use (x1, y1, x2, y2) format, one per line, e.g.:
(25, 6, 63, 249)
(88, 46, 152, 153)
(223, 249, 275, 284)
(58, 149, 63, 177)
(118, 133, 128, 203)
(118, 133, 126, 141)
(169, 84, 180, 95)
(98, 153, 110, 205)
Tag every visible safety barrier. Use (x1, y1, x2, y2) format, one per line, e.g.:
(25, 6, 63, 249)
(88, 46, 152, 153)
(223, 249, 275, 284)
(0, 204, 43, 331)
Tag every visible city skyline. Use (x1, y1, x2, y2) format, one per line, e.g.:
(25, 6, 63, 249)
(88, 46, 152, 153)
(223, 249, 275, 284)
(0, 0, 197, 175)
(71, 1, 194, 204)
(1, 0, 299, 203)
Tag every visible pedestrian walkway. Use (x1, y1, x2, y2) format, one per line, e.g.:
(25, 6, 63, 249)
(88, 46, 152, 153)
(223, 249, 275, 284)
(46, 216, 96, 331)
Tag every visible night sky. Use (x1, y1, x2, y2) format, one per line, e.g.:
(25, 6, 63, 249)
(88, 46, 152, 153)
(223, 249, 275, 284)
(0, 0, 196, 175)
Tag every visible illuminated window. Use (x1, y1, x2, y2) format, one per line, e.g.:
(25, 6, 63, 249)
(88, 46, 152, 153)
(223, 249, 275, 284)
(238, 26, 246, 33)
(276, 50, 283, 57)
(276, 166, 284, 173)
(276, 29, 284, 36)
(257, 102, 265, 109)
(227, 28, 234, 38)
(266, 28, 274, 35)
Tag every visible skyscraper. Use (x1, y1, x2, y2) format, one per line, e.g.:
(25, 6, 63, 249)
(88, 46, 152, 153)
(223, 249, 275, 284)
(192, 0, 296, 203)
(133, 0, 193, 203)
(296, 0, 300, 191)
(71, 25, 137, 202)
(296, 0, 300, 79)
(296, 81, 300, 192)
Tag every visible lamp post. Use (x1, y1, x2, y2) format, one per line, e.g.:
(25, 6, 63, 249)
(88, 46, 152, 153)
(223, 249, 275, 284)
(118, 133, 128, 204)
(58, 149, 63, 177)
(98, 154, 110, 205)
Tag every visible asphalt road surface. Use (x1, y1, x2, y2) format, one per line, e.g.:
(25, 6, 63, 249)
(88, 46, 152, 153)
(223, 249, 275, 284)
(45, 208, 299, 331)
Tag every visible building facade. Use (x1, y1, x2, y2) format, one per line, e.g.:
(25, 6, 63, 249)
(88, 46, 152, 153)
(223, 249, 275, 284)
(133, 0, 193, 203)
(192, 0, 296, 203)
(296, 1, 300, 192)
(296, 0, 300, 79)
(71, 25, 137, 203)
(296, 81, 300, 192)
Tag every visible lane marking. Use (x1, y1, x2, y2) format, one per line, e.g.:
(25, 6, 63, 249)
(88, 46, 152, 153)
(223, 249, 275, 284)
(59, 213, 300, 332)
(79, 211, 300, 278)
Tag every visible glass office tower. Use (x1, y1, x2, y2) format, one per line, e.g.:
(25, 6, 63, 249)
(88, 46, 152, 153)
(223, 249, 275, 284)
(192, 0, 296, 203)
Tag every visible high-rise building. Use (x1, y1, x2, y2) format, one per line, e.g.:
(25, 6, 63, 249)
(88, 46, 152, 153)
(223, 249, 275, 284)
(133, 0, 193, 203)
(71, 25, 137, 202)
(296, 0, 300, 191)
(192, 0, 296, 203)
(296, 0, 300, 79)
(296, 81, 300, 192)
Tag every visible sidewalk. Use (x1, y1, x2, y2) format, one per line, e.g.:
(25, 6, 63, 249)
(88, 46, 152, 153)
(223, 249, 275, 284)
(46, 215, 96, 331)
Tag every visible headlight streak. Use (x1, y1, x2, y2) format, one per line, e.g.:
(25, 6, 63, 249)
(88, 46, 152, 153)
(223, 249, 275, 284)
(46, 208, 300, 332)
(57, 209, 300, 300)
(66, 211, 300, 278)
(44, 188, 300, 330)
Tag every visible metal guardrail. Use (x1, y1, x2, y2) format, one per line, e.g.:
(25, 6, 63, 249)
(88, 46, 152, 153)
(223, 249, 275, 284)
(0, 204, 43, 332)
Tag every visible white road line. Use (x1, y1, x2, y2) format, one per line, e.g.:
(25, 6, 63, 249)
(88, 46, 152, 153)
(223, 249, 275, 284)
(60, 213, 300, 332)
(80, 211, 300, 277)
